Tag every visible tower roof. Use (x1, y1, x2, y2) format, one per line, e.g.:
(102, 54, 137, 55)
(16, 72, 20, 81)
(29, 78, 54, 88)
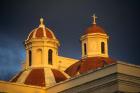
(65, 57, 116, 77)
(84, 24, 106, 34)
(84, 14, 107, 35)
(26, 18, 56, 41)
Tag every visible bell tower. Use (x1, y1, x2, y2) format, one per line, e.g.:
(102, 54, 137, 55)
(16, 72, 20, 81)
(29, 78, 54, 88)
(80, 14, 109, 58)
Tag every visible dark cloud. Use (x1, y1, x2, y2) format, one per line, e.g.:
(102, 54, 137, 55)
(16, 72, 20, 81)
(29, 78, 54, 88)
(0, 0, 140, 80)
(0, 33, 24, 80)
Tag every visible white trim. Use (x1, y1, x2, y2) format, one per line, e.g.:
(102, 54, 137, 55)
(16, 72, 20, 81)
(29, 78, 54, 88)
(44, 68, 56, 87)
(16, 69, 31, 83)
(46, 27, 56, 39)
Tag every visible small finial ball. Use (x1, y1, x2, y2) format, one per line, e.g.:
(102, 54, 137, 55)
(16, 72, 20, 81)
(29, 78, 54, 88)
(40, 18, 44, 24)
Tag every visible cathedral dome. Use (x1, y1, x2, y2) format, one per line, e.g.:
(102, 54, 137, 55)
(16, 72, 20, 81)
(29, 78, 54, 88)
(26, 18, 56, 41)
(65, 57, 116, 77)
(10, 68, 69, 87)
(84, 24, 107, 35)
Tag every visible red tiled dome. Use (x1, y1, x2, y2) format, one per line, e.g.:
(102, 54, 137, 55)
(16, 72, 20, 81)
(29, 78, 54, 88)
(65, 57, 116, 77)
(27, 27, 54, 40)
(10, 68, 68, 87)
(24, 68, 45, 87)
(26, 18, 56, 41)
(52, 69, 67, 83)
(84, 24, 106, 35)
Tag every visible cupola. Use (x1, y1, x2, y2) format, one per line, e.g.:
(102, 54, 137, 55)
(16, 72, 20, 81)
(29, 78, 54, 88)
(65, 15, 115, 77)
(24, 18, 60, 69)
(10, 18, 69, 87)
(81, 14, 109, 58)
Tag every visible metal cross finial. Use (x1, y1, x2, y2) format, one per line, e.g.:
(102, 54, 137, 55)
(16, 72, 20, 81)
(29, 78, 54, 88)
(92, 14, 98, 24)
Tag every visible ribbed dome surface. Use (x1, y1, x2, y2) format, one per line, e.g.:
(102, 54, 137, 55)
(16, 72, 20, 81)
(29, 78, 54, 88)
(10, 68, 68, 87)
(84, 24, 106, 35)
(26, 18, 56, 41)
(65, 57, 116, 77)
(28, 27, 54, 40)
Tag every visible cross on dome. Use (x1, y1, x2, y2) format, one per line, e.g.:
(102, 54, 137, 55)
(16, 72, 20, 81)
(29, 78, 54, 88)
(92, 14, 98, 24)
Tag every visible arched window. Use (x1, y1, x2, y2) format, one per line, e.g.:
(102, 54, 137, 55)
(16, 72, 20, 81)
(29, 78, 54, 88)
(101, 42, 105, 54)
(84, 43, 87, 55)
(29, 50, 32, 66)
(48, 49, 53, 65)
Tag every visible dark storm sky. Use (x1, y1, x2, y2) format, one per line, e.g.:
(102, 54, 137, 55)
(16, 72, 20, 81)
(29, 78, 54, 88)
(0, 0, 140, 80)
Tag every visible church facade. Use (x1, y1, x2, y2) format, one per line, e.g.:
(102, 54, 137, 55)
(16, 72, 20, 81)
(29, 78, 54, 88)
(0, 15, 140, 93)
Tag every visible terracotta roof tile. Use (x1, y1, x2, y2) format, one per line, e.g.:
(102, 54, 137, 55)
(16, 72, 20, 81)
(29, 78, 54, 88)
(45, 28, 53, 38)
(11, 71, 23, 82)
(27, 27, 53, 40)
(36, 28, 44, 38)
(65, 57, 116, 77)
(10, 68, 68, 87)
(24, 68, 45, 87)
(64, 61, 81, 77)
(84, 24, 106, 35)
(52, 69, 67, 83)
